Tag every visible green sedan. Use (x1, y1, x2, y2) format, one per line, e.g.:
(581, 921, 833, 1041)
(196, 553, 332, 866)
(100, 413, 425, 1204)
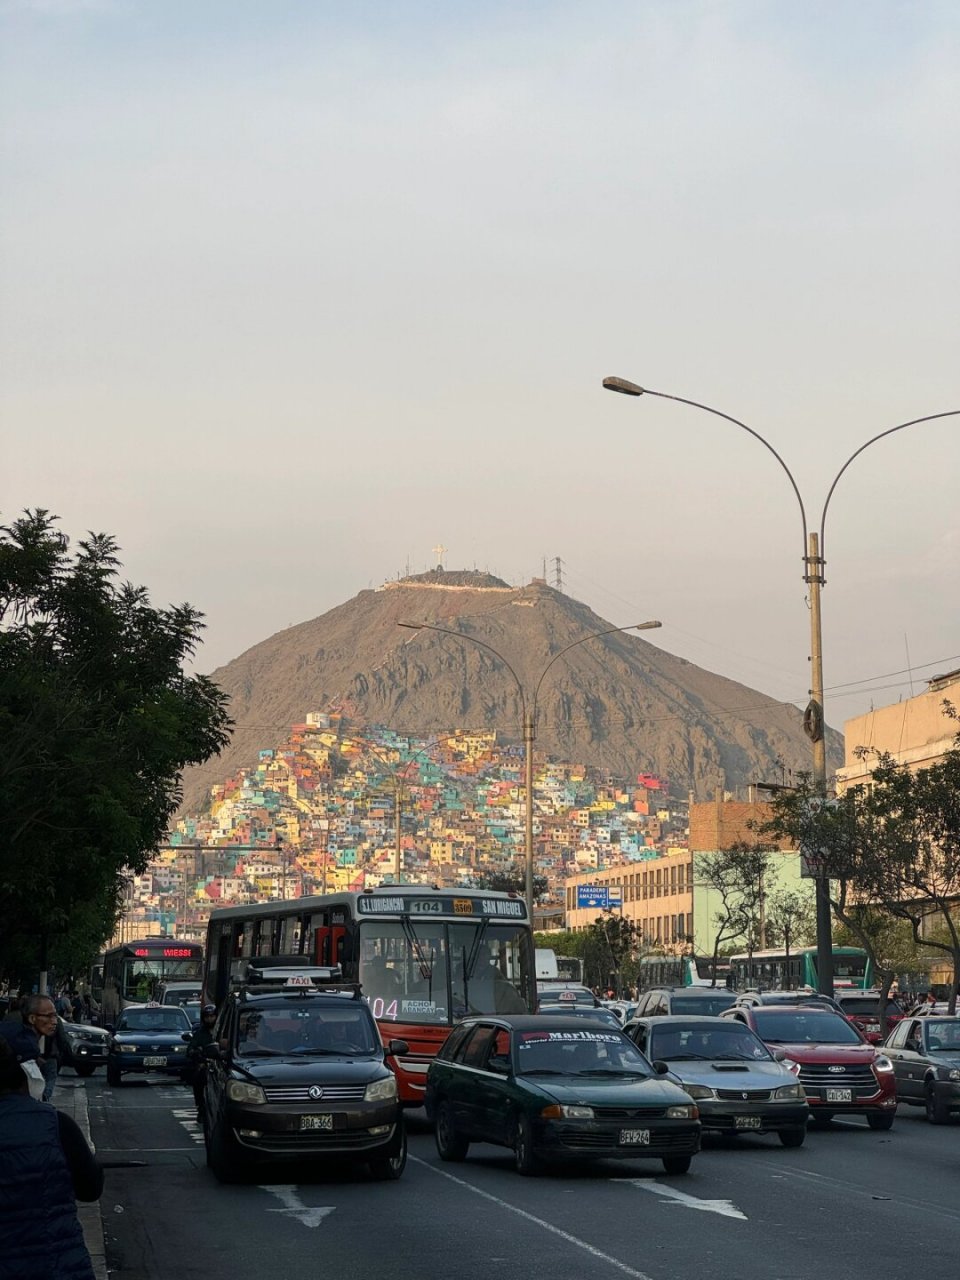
(424, 1015, 701, 1176)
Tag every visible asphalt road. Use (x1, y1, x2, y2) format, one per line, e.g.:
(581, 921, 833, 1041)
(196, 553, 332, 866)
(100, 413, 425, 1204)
(80, 1073, 958, 1280)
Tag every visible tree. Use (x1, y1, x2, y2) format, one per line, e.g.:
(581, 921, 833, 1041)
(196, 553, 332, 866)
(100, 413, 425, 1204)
(694, 843, 771, 986)
(475, 865, 547, 902)
(0, 510, 232, 986)
(764, 889, 815, 987)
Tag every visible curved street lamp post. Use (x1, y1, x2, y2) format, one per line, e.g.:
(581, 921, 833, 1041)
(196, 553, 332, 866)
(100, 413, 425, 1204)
(603, 375, 960, 996)
(398, 619, 662, 915)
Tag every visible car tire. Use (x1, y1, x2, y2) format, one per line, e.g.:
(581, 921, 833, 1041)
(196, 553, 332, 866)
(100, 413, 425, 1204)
(207, 1116, 245, 1183)
(866, 1112, 895, 1131)
(513, 1115, 542, 1177)
(778, 1128, 805, 1148)
(924, 1084, 951, 1125)
(75, 1065, 97, 1078)
(106, 1061, 122, 1087)
(662, 1156, 692, 1175)
(809, 1111, 833, 1126)
(369, 1124, 407, 1181)
(435, 1102, 469, 1162)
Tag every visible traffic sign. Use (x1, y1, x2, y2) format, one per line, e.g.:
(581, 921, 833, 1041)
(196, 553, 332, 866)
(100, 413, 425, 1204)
(607, 885, 623, 907)
(577, 885, 609, 909)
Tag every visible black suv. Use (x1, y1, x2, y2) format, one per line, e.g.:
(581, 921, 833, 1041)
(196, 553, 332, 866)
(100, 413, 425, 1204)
(203, 978, 408, 1183)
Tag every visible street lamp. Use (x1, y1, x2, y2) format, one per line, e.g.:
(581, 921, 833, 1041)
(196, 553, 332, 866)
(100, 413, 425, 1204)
(398, 618, 662, 916)
(603, 374, 960, 996)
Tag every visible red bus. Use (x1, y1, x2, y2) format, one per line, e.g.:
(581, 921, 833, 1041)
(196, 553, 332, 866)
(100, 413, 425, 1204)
(202, 886, 536, 1104)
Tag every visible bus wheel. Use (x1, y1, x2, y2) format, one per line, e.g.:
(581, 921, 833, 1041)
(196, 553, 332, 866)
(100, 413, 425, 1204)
(435, 1103, 469, 1162)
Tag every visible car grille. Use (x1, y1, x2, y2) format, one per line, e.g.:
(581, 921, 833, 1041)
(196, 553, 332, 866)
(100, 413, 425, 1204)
(240, 1130, 382, 1151)
(592, 1107, 667, 1120)
(798, 1063, 877, 1095)
(715, 1089, 772, 1101)
(559, 1129, 694, 1152)
(262, 1084, 367, 1103)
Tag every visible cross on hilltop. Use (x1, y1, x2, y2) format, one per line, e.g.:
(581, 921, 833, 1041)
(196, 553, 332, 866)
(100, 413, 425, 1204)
(432, 544, 447, 569)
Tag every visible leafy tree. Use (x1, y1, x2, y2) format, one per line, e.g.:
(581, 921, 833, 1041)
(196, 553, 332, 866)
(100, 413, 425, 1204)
(475, 865, 548, 902)
(764, 889, 815, 955)
(695, 843, 771, 986)
(0, 510, 232, 987)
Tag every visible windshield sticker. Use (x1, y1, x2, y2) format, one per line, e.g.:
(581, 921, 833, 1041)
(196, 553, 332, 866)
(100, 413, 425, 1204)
(519, 1030, 621, 1047)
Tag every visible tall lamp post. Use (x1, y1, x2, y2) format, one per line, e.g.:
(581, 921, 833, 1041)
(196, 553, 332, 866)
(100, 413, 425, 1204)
(603, 374, 959, 996)
(398, 618, 662, 916)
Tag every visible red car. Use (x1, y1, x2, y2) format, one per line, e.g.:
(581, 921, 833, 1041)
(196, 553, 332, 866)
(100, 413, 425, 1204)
(722, 1004, 897, 1129)
(834, 992, 904, 1046)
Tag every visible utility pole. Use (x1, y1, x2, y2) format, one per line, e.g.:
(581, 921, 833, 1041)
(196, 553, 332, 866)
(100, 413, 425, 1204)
(394, 783, 402, 883)
(805, 529, 833, 997)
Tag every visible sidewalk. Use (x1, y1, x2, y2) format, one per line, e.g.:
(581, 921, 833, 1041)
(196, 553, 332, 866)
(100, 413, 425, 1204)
(55, 1078, 108, 1280)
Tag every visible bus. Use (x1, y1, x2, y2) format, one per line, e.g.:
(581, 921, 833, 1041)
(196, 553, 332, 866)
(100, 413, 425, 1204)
(637, 953, 731, 991)
(728, 945, 872, 993)
(203, 885, 537, 1104)
(100, 939, 204, 1026)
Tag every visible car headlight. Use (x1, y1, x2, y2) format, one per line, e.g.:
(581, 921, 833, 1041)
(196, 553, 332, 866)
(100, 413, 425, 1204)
(774, 1084, 806, 1100)
(666, 1104, 698, 1119)
(873, 1055, 894, 1073)
(364, 1075, 398, 1102)
(946, 1068, 960, 1082)
(226, 1080, 266, 1105)
(119, 1045, 138, 1053)
(540, 1104, 595, 1119)
(172, 1045, 186, 1053)
(682, 1084, 716, 1100)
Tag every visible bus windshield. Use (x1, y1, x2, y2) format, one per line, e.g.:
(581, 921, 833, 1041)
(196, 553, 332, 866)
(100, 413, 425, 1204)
(359, 919, 530, 1024)
(120, 954, 202, 1004)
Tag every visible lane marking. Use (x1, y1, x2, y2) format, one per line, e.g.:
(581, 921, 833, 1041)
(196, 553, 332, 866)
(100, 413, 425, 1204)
(743, 1157, 960, 1225)
(261, 1184, 336, 1229)
(624, 1179, 747, 1220)
(172, 1108, 205, 1144)
(411, 1157, 656, 1280)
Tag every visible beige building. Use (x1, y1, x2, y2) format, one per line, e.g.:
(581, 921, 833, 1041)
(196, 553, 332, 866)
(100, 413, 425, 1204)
(838, 668, 960, 784)
(564, 850, 693, 947)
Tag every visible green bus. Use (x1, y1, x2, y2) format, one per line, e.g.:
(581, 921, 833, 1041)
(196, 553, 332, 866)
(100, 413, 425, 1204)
(729, 946, 872, 993)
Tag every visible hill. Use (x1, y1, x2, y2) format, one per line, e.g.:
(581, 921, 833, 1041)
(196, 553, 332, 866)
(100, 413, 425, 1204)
(181, 572, 839, 813)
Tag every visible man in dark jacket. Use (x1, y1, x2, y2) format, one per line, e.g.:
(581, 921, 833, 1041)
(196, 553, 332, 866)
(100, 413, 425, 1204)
(0, 1039, 103, 1279)
(185, 1004, 218, 1120)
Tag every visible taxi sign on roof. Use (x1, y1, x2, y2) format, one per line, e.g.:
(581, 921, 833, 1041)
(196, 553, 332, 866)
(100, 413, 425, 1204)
(284, 974, 313, 987)
(145, 1001, 161, 1007)
(558, 990, 577, 1001)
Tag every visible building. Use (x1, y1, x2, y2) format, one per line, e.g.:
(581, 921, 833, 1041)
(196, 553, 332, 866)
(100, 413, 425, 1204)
(564, 850, 694, 947)
(838, 668, 960, 784)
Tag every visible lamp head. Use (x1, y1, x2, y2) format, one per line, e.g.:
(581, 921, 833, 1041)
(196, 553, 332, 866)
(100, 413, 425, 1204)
(602, 376, 645, 397)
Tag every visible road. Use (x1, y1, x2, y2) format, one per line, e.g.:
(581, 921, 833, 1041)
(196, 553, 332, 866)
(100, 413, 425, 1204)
(78, 1073, 957, 1280)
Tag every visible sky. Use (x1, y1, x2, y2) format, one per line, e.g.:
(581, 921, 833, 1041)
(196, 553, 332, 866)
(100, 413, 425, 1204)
(2, 0, 958, 742)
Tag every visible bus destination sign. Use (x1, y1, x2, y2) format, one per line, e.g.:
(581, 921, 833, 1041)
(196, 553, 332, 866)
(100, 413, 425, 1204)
(356, 895, 526, 920)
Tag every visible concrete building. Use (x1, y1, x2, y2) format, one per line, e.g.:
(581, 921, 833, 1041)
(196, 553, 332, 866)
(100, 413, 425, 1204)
(838, 668, 960, 783)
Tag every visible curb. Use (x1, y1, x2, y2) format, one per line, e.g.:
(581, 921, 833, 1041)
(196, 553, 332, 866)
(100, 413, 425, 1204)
(57, 1081, 108, 1280)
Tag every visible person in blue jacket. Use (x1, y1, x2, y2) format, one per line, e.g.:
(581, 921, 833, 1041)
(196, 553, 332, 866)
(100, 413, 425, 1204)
(0, 1038, 104, 1279)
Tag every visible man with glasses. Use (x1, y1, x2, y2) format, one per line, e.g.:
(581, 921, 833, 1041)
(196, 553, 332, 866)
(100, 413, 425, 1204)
(0, 996, 63, 1101)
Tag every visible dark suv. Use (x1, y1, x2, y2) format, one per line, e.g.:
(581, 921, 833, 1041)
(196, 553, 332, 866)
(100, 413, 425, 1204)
(203, 981, 408, 1182)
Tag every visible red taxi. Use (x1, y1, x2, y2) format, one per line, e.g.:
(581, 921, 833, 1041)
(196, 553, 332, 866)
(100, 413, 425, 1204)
(722, 1004, 897, 1129)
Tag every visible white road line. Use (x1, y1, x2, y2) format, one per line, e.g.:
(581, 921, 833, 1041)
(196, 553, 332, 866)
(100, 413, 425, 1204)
(260, 1185, 336, 1229)
(172, 1108, 205, 1144)
(411, 1157, 656, 1280)
(624, 1179, 747, 1220)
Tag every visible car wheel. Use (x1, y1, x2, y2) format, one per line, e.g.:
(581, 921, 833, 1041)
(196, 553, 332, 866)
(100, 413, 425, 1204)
(513, 1115, 543, 1177)
(809, 1111, 834, 1126)
(778, 1128, 805, 1148)
(106, 1061, 122, 1087)
(369, 1124, 407, 1181)
(435, 1102, 469, 1162)
(866, 1112, 895, 1131)
(924, 1084, 951, 1125)
(75, 1065, 97, 1078)
(207, 1116, 244, 1183)
(662, 1155, 692, 1175)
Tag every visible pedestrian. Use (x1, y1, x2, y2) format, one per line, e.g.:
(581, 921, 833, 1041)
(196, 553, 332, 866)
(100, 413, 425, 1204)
(55, 990, 73, 1020)
(70, 992, 84, 1023)
(185, 1003, 218, 1121)
(0, 1038, 104, 1279)
(0, 995, 43, 1067)
(16, 995, 64, 1101)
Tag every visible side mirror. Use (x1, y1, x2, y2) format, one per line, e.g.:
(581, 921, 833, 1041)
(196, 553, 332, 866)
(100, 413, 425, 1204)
(202, 1043, 221, 1061)
(105, 1024, 115, 1035)
(652, 1060, 670, 1076)
(386, 1039, 409, 1056)
(181, 1032, 193, 1043)
(771, 1049, 787, 1062)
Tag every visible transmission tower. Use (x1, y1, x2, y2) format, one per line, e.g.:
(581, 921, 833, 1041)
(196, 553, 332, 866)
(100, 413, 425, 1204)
(553, 556, 565, 592)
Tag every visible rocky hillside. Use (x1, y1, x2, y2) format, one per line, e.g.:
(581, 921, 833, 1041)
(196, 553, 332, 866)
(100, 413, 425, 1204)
(181, 572, 840, 813)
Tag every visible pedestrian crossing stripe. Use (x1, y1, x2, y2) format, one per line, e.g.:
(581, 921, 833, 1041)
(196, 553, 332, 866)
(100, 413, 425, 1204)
(172, 1108, 205, 1144)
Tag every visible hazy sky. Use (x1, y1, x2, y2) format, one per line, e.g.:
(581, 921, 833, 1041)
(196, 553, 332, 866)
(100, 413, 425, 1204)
(3, 1, 958, 740)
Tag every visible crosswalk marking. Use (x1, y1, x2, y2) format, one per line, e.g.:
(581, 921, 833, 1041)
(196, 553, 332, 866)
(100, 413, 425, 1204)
(172, 1108, 205, 1144)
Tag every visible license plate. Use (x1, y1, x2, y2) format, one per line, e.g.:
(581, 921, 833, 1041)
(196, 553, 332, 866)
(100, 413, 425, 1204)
(734, 1115, 762, 1130)
(300, 1114, 333, 1131)
(619, 1129, 651, 1145)
(825, 1088, 852, 1103)
(143, 1056, 167, 1067)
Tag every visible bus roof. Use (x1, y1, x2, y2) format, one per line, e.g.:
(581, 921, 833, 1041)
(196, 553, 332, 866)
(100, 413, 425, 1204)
(206, 885, 529, 923)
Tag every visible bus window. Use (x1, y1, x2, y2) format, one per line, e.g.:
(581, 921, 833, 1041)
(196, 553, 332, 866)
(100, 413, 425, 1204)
(253, 919, 276, 957)
(278, 914, 304, 955)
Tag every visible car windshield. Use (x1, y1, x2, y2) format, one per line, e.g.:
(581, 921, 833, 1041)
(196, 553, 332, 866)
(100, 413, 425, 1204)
(236, 1004, 378, 1056)
(923, 1021, 960, 1052)
(755, 1010, 863, 1044)
(538, 1007, 621, 1027)
(516, 1029, 650, 1077)
(650, 1023, 771, 1062)
(672, 994, 737, 1016)
(117, 1008, 189, 1032)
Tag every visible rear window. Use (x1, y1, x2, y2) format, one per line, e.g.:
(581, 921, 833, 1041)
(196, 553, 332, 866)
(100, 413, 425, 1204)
(755, 1010, 863, 1044)
(672, 993, 737, 1016)
(839, 998, 901, 1017)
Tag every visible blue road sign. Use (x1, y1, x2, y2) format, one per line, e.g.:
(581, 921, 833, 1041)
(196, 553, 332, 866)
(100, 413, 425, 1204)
(577, 885, 609, 910)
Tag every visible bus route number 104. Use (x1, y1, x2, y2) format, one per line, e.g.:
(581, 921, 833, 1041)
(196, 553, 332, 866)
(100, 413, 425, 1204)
(409, 900, 443, 914)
